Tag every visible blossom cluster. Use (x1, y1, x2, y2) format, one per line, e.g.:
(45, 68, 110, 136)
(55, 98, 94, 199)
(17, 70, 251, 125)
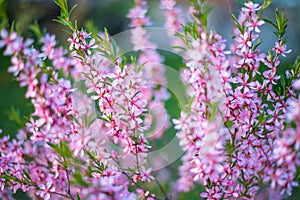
(173, 1, 300, 199)
(0, 29, 138, 200)
(127, 0, 170, 139)
(0, 0, 300, 200)
(160, 0, 184, 47)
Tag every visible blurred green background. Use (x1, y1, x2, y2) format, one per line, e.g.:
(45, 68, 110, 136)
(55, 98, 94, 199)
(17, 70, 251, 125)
(1, 0, 300, 199)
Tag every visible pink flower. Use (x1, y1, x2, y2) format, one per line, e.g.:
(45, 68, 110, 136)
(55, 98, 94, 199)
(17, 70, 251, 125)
(139, 167, 154, 183)
(160, 0, 176, 10)
(82, 38, 98, 55)
(0, 29, 17, 49)
(129, 109, 143, 129)
(292, 79, 300, 90)
(127, 6, 147, 19)
(40, 33, 56, 56)
(200, 188, 222, 200)
(273, 41, 292, 57)
(242, 2, 261, 12)
(172, 112, 189, 130)
(36, 182, 55, 200)
(127, 3, 151, 27)
(245, 15, 265, 33)
(133, 167, 154, 183)
(7, 56, 24, 76)
(136, 189, 150, 198)
(67, 31, 80, 50)
(0, 178, 5, 190)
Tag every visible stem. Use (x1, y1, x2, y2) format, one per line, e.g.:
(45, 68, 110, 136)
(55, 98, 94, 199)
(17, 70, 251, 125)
(153, 175, 168, 199)
(135, 144, 140, 172)
(50, 191, 73, 199)
(9, 161, 49, 169)
(112, 157, 164, 200)
(121, 171, 164, 200)
(64, 157, 75, 200)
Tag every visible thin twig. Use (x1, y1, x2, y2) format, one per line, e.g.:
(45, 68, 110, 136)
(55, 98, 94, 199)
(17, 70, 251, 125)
(64, 157, 75, 200)
(153, 175, 169, 199)
(50, 191, 72, 199)
(112, 157, 164, 200)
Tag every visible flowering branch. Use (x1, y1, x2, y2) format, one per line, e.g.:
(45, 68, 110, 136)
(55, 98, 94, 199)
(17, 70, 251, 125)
(0, 0, 300, 200)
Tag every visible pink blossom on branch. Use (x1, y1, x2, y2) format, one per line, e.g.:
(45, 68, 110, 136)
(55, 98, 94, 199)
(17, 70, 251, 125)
(0, 0, 300, 200)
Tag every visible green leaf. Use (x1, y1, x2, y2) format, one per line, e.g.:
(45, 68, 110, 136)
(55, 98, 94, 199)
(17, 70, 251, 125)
(172, 45, 186, 51)
(84, 148, 98, 163)
(190, 0, 214, 29)
(53, 0, 77, 32)
(53, 0, 69, 16)
(207, 101, 220, 122)
(253, 38, 262, 50)
(225, 120, 234, 129)
(225, 139, 235, 155)
(85, 20, 98, 35)
(120, 55, 127, 72)
(0, 19, 7, 30)
(0, 0, 7, 21)
(70, 114, 80, 125)
(77, 193, 82, 200)
(47, 142, 60, 152)
(7, 106, 26, 128)
(275, 8, 288, 42)
(47, 141, 72, 158)
(241, 169, 246, 183)
(232, 14, 244, 34)
(264, 19, 276, 29)
(262, 0, 272, 10)
(103, 28, 110, 42)
(259, 0, 272, 17)
(59, 141, 73, 158)
(29, 20, 43, 39)
(23, 154, 35, 162)
(69, 4, 78, 16)
(73, 172, 89, 187)
(111, 38, 118, 59)
(23, 170, 32, 181)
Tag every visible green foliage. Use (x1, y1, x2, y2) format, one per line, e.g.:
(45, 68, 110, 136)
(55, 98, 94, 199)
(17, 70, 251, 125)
(47, 140, 112, 189)
(47, 141, 73, 158)
(190, 0, 213, 29)
(84, 148, 108, 172)
(96, 28, 119, 64)
(259, 0, 273, 15)
(292, 56, 300, 79)
(275, 56, 300, 99)
(22, 170, 32, 182)
(72, 172, 90, 187)
(231, 13, 245, 34)
(7, 106, 27, 128)
(0, 0, 7, 22)
(84, 20, 99, 36)
(177, 184, 205, 200)
(53, 0, 68, 16)
(77, 193, 82, 200)
(53, 0, 78, 32)
(29, 21, 43, 40)
(175, 22, 198, 49)
(207, 101, 220, 122)
(265, 8, 289, 43)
